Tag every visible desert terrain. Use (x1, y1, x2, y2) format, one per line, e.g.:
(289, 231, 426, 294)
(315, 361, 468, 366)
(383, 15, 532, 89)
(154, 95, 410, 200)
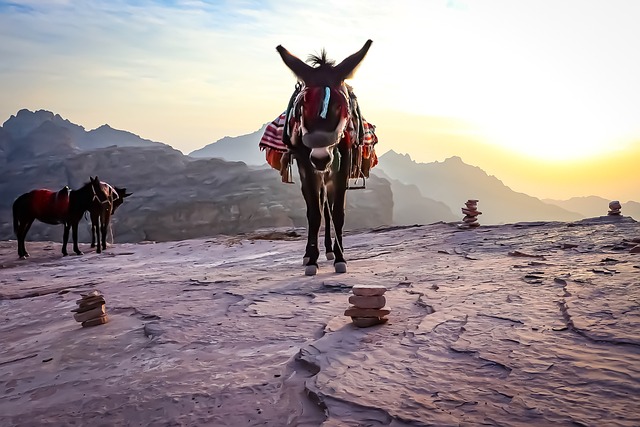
(1, 217, 639, 426)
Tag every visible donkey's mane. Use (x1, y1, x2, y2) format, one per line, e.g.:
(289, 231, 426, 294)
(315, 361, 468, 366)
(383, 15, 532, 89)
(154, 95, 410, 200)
(306, 49, 336, 68)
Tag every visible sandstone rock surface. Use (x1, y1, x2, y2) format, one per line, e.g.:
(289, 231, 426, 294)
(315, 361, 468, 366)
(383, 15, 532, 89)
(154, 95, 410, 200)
(1, 218, 639, 426)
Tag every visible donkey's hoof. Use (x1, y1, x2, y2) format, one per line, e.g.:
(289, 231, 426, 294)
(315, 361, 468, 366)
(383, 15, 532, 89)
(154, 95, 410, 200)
(334, 262, 347, 274)
(326, 252, 335, 261)
(74, 251, 83, 256)
(303, 256, 310, 266)
(90, 243, 96, 248)
(19, 255, 27, 260)
(62, 253, 68, 257)
(305, 265, 318, 276)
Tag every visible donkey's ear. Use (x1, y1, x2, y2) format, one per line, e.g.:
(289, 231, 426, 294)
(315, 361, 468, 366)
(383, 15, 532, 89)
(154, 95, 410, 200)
(276, 45, 314, 82)
(334, 39, 372, 81)
(124, 192, 133, 198)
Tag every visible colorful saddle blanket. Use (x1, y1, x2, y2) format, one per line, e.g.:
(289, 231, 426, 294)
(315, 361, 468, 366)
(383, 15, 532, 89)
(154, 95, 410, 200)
(31, 187, 71, 223)
(259, 85, 379, 176)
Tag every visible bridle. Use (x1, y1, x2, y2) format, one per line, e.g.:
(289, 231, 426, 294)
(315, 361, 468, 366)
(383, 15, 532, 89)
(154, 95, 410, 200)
(91, 183, 110, 205)
(287, 83, 351, 150)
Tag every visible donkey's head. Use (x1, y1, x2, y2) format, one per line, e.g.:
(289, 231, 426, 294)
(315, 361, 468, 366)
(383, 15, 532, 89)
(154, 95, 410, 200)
(277, 40, 372, 171)
(89, 176, 110, 204)
(112, 186, 133, 214)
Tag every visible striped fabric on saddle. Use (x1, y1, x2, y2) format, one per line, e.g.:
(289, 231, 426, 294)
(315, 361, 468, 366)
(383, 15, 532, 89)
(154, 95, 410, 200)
(259, 85, 379, 177)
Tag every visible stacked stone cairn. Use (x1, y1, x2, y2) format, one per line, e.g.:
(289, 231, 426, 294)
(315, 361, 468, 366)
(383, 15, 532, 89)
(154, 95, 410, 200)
(608, 200, 622, 216)
(344, 285, 390, 328)
(459, 199, 481, 229)
(71, 290, 109, 327)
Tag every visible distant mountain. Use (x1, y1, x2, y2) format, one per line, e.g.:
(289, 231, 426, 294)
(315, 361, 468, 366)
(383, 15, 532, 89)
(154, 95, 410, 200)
(7, 120, 79, 162)
(543, 196, 640, 220)
(377, 150, 583, 224)
(3, 109, 85, 141)
(80, 124, 164, 150)
(189, 127, 463, 225)
(189, 123, 268, 165)
(372, 169, 457, 224)
(0, 111, 395, 243)
(1, 109, 167, 155)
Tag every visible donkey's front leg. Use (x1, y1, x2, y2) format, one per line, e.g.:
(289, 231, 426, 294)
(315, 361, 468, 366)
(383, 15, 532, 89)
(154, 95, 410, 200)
(331, 204, 347, 273)
(100, 221, 108, 251)
(72, 221, 83, 255)
(323, 198, 334, 261)
(301, 180, 323, 276)
(303, 203, 322, 276)
(331, 162, 349, 274)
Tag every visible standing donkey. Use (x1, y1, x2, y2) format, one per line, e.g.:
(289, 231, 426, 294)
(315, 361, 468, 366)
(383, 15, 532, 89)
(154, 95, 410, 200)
(90, 183, 132, 253)
(275, 40, 373, 275)
(13, 176, 109, 258)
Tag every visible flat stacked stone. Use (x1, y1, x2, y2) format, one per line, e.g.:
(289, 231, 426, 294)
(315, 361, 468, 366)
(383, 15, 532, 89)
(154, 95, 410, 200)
(344, 285, 390, 327)
(608, 200, 622, 216)
(71, 290, 109, 327)
(458, 199, 481, 229)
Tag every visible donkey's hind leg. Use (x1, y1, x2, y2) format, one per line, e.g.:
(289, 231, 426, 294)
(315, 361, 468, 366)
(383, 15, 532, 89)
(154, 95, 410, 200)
(17, 218, 34, 259)
(90, 222, 97, 248)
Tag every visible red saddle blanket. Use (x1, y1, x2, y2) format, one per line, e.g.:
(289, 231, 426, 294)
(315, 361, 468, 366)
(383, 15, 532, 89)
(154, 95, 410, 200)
(259, 113, 379, 173)
(31, 188, 70, 222)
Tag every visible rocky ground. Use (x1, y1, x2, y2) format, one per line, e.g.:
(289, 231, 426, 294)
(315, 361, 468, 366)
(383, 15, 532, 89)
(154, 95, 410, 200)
(1, 217, 639, 426)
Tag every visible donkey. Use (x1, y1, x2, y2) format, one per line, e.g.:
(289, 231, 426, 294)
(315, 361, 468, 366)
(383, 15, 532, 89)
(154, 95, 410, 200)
(90, 184, 132, 253)
(276, 40, 372, 275)
(12, 176, 110, 258)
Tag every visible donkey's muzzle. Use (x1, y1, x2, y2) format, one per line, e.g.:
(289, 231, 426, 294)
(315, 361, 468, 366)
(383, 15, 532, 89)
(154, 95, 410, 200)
(302, 130, 340, 149)
(309, 147, 333, 171)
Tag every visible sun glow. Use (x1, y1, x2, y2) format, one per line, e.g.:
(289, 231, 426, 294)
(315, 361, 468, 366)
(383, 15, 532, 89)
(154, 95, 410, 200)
(355, 0, 640, 163)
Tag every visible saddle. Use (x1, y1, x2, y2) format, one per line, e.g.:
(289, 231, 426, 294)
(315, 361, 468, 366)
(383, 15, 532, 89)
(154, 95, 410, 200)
(33, 186, 70, 222)
(52, 186, 71, 217)
(259, 84, 379, 188)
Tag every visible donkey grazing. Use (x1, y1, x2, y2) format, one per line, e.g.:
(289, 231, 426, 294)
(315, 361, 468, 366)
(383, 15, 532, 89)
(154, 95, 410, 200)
(275, 40, 373, 275)
(12, 176, 110, 258)
(90, 183, 132, 253)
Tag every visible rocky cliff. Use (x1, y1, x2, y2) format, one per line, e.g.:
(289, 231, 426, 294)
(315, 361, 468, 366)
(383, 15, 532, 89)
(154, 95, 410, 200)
(0, 145, 393, 244)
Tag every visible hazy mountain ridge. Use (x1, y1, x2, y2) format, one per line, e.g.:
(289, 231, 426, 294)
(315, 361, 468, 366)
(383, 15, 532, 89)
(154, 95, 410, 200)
(183, 126, 635, 224)
(189, 123, 269, 165)
(371, 169, 457, 224)
(2, 108, 635, 240)
(187, 123, 456, 225)
(542, 196, 640, 219)
(1, 109, 168, 159)
(0, 110, 394, 243)
(376, 151, 584, 224)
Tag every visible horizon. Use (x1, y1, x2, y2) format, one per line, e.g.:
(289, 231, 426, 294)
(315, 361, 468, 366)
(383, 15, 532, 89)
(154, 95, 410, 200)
(1, 1, 639, 201)
(2, 106, 639, 204)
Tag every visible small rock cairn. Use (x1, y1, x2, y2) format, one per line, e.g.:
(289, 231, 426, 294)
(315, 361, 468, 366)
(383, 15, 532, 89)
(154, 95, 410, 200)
(344, 285, 390, 328)
(608, 200, 622, 216)
(459, 199, 481, 229)
(72, 290, 109, 327)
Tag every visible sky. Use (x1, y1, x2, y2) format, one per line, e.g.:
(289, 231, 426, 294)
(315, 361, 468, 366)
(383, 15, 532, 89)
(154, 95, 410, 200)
(1, 0, 639, 201)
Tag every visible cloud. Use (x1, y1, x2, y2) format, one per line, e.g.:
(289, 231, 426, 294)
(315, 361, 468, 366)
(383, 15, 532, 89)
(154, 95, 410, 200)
(1, 0, 639, 158)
